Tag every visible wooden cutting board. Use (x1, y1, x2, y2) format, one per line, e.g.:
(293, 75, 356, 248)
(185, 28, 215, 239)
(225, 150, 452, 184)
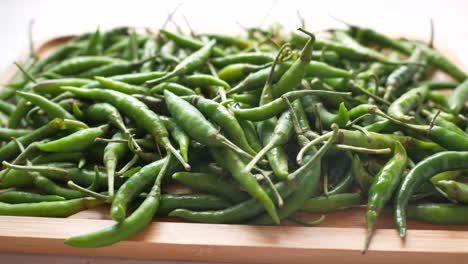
(0, 36, 467, 264)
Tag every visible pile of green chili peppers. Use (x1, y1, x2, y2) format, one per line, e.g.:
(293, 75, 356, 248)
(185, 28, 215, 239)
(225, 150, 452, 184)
(0, 22, 467, 251)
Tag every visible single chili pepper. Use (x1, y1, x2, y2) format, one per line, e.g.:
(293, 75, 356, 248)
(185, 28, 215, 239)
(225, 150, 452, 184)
(0, 118, 87, 162)
(407, 203, 468, 225)
(66, 152, 176, 247)
(159, 29, 225, 57)
(147, 40, 216, 85)
(104, 34, 148, 55)
(316, 31, 403, 64)
(159, 115, 190, 162)
(364, 142, 408, 252)
(203, 33, 250, 49)
(81, 60, 147, 78)
(435, 180, 468, 203)
(30, 43, 85, 74)
(94, 76, 149, 94)
(84, 103, 133, 138)
(233, 90, 350, 121)
(328, 168, 354, 195)
(0, 128, 32, 141)
(0, 87, 16, 101)
(421, 80, 458, 90)
(315, 102, 350, 129)
(334, 129, 441, 152)
(422, 110, 466, 137)
(172, 172, 248, 203)
(351, 154, 374, 192)
(131, 94, 167, 114)
(448, 79, 468, 114)
(101, 26, 129, 50)
(226, 64, 289, 95)
(426, 91, 449, 108)
(213, 52, 275, 67)
(31, 152, 83, 164)
(230, 93, 260, 105)
(209, 146, 280, 224)
(150, 82, 196, 96)
(301, 193, 363, 213)
(190, 95, 257, 155)
(156, 193, 231, 216)
(272, 28, 315, 98)
(180, 74, 231, 90)
(37, 125, 108, 153)
(46, 56, 126, 75)
(395, 151, 468, 238)
(164, 90, 251, 158)
(61, 87, 189, 170)
(82, 27, 101, 55)
(16, 90, 75, 120)
(384, 48, 426, 100)
(2, 162, 106, 188)
(103, 132, 128, 198)
(347, 24, 413, 54)
(0, 100, 15, 115)
(248, 124, 338, 225)
(83, 71, 167, 88)
(387, 84, 429, 121)
(0, 191, 64, 204)
(32, 78, 92, 95)
(418, 44, 467, 82)
(33, 174, 83, 199)
(110, 156, 180, 222)
(244, 110, 293, 177)
(0, 197, 102, 217)
(429, 125, 468, 151)
(218, 63, 272, 83)
(237, 118, 263, 152)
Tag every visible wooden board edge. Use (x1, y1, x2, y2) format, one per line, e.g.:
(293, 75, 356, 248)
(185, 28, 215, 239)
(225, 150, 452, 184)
(1, 216, 468, 263)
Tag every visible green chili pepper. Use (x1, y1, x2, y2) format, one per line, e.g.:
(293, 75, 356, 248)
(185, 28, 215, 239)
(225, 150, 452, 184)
(37, 125, 108, 153)
(301, 193, 363, 213)
(147, 40, 216, 85)
(364, 142, 407, 252)
(172, 172, 248, 203)
(0, 191, 65, 204)
(395, 151, 468, 238)
(0, 197, 102, 217)
(448, 79, 468, 114)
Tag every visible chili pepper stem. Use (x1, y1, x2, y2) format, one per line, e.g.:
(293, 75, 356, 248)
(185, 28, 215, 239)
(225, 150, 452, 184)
(296, 132, 333, 165)
(243, 142, 275, 175)
(162, 137, 191, 171)
(255, 172, 284, 208)
(67, 181, 109, 202)
(2, 161, 68, 176)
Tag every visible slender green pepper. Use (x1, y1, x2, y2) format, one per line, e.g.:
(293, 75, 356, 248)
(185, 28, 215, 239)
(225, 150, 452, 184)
(0, 197, 102, 217)
(172, 172, 248, 203)
(301, 193, 363, 213)
(395, 151, 468, 238)
(364, 142, 407, 252)
(0, 191, 64, 203)
(448, 79, 468, 114)
(37, 125, 108, 153)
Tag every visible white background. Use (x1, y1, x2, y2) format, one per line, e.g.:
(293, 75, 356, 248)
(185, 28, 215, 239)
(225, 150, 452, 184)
(0, 0, 467, 263)
(1, 0, 468, 73)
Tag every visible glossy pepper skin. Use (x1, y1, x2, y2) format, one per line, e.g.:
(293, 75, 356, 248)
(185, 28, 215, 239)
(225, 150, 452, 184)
(395, 151, 468, 238)
(364, 142, 407, 252)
